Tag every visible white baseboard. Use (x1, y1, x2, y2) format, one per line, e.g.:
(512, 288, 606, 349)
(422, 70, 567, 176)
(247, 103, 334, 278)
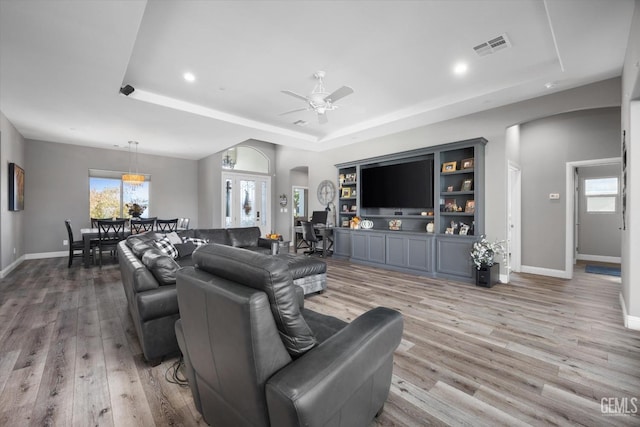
(520, 265, 572, 279)
(499, 273, 509, 284)
(25, 251, 67, 260)
(619, 292, 640, 330)
(0, 255, 25, 279)
(576, 254, 621, 263)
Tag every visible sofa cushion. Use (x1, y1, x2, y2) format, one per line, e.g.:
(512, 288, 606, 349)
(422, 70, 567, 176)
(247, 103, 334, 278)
(165, 231, 183, 245)
(192, 244, 317, 358)
(142, 247, 180, 285)
(227, 227, 260, 248)
(154, 235, 179, 259)
(194, 229, 229, 245)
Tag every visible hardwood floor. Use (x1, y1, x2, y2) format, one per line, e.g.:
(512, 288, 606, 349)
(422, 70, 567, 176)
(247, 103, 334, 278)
(0, 256, 638, 426)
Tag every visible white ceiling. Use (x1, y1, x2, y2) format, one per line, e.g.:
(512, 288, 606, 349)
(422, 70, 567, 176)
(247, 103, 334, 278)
(0, 0, 635, 160)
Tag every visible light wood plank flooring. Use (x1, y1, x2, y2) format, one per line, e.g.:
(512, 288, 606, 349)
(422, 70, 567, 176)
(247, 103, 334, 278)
(0, 256, 638, 426)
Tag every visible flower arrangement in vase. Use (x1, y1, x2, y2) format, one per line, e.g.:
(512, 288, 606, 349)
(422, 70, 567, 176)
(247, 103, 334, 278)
(470, 235, 506, 270)
(126, 202, 146, 218)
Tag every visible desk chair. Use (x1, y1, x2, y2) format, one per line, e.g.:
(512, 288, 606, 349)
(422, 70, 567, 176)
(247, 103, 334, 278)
(310, 210, 328, 225)
(156, 218, 179, 232)
(300, 221, 323, 256)
(96, 219, 126, 267)
(64, 219, 85, 268)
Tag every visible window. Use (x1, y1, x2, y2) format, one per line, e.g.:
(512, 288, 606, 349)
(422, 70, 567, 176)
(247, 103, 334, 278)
(584, 177, 618, 213)
(89, 170, 150, 219)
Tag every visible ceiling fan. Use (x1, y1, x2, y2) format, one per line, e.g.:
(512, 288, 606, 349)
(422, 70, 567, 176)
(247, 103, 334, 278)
(280, 71, 354, 124)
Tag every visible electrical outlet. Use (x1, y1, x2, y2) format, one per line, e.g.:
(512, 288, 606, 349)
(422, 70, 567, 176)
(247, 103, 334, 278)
(63, 239, 69, 246)
(549, 193, 560, 200)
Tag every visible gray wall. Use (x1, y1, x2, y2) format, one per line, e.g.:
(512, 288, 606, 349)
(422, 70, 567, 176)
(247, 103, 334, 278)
(275, 78, 622, 273)
(519, 108, 621, 270)
(24, 139, 198, 255)
(577, 163, 622, 259)
(0, 110, 25, 272)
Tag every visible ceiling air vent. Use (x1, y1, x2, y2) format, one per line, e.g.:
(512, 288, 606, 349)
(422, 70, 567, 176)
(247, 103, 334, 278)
(293, 119, 308, 127)
(473, 33, 511, 57)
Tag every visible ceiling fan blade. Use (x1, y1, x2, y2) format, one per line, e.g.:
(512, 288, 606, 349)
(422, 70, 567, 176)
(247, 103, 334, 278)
(278, 108, 308, 116)
(318, 112, 328, 125)
(324, 86, 354, 103)
(281, 90, 309, 102)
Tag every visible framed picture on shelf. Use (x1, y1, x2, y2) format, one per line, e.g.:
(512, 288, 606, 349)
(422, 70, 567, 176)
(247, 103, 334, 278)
(461, 158, 474, 169)
(341, 187, 351, 198)
(443, 198, 457, 212)
(350, 205, 357, 212)
(465, 200, 475, 213)
(342, 204, 348, 212)
(461, 178, 473, 191)
(351, 189, 357, 197)
(341, 220, 350, 227)
(442, 161, 457, 173)
(447, 185, 454, 192)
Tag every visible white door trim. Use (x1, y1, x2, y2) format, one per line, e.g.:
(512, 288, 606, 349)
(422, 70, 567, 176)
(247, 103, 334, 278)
(507, 161, 522, 279)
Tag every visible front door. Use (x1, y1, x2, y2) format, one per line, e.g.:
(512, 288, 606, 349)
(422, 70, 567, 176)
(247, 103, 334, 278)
(222, 172, 271, 235)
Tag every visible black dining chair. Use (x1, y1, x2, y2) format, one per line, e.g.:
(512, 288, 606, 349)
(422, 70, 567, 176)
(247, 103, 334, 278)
(96, 219, 126, 267)
(156, 218, 178, 232)
(130, 218, 155, 234)
(64, 219, 85, 268)
(300, 221, 323, 256)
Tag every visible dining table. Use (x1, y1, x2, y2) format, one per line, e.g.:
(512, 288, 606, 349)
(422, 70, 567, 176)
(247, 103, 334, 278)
(293, 224, 334, 257)
(80, 227, 131, 268)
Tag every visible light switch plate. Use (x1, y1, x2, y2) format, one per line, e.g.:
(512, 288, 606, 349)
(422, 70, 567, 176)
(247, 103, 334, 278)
(549, 193, 560, 200)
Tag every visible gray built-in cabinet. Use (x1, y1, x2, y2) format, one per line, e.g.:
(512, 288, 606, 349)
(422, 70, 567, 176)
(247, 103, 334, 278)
(334, 137, 486, 283)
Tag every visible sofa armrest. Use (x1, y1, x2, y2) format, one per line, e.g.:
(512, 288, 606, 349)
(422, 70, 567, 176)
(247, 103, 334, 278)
(258, 237, 279, 254)
(136, 285, 179, 321)
(265, 307, 403, 426)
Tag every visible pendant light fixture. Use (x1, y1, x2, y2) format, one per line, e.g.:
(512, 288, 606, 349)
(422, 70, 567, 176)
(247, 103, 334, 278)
(122, 141, 145, 185)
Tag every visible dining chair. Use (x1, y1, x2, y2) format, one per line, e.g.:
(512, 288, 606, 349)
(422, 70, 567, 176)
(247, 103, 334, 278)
(96, 219, 126, 267)
(64, 219, 85, 268)
(156, 218, 178, 232)
(178, 217, 190, 230)
(130, 218, 155, 234)
(91, 217, 100, 228)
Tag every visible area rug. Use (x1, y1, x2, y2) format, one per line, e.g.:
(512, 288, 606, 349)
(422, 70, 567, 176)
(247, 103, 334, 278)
(585, 265, 621, 277)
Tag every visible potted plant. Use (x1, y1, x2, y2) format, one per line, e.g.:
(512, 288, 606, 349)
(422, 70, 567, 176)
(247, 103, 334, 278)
(471, 235, 506, 287)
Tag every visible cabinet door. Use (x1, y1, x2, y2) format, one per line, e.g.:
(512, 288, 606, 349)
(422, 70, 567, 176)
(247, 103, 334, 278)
(407, 236, 432, 272)
(351, 233, 368, 260)
(386, 235, 406, 267)
(368, 233, 386, 263)
(333, 229, 351, 257)
(436, 236, 474, 279)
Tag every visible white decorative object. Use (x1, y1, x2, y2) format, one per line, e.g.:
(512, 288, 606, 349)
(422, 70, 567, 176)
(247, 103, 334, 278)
(360, 219, 374, 229)
(426, 222, 434, 233)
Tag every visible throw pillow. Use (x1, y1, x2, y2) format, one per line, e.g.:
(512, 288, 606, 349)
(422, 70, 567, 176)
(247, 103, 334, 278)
(183, 237, 208, 247)
(153, 236, 178, 259)
(174, 241, 196, 258)
(165, 231, 183, 245)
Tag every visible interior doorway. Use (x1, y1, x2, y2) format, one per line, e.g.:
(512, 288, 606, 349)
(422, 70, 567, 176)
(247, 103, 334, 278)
(564, 157, 621, 279)
(507, 161, 522, 282)
(292, 186, 308, 219)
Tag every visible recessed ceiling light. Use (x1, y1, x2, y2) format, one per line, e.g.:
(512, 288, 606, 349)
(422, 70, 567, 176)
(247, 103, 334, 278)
(183, 72, 196, 82)
(453, 62, 468, 76)
(545, 81, 557, 89)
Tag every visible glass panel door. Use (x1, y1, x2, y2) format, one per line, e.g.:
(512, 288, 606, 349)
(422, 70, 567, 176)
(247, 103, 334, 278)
(222, 172, 271, 235)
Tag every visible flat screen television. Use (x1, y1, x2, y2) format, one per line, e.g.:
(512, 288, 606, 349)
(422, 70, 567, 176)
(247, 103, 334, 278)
(361, 159, 434, 209)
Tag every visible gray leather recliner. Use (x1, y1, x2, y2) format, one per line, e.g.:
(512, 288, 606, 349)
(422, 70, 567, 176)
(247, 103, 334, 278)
(175, 244, 403, 427)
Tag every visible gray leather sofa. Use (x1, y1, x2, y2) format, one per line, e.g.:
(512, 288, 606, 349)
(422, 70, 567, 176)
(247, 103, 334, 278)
(117, 227, 278, 363)
(175, 244, 403, 427)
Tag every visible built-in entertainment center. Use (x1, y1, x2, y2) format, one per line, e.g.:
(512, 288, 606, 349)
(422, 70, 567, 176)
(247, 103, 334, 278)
(334, 137, 486, 283)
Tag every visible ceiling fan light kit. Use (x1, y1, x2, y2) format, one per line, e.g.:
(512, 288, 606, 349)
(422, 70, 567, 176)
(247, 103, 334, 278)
(280, 71, 353, 124)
